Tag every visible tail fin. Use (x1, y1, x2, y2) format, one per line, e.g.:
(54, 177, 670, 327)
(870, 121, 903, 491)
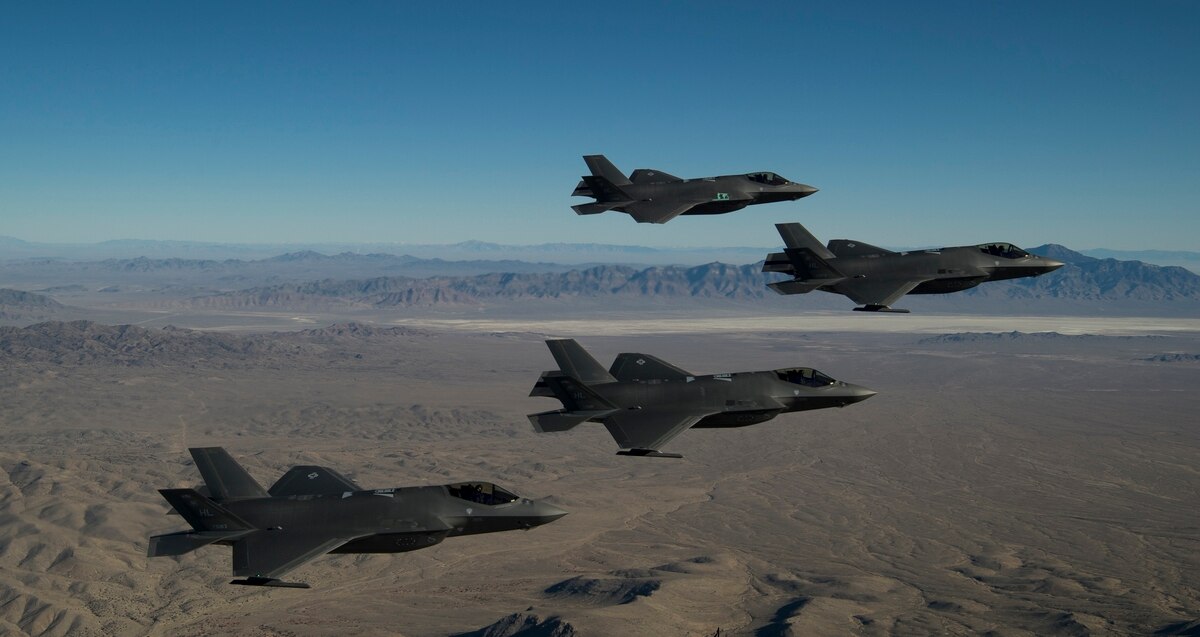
(528, 374, 618, 433)
(158, 488, 253, 533)
(771, 223, 846, 288)
(537, 373, 617, 412)
(545, 339, 617, 384)
(579, 175, 633, 204)
(776, 223, 836, 259)
(781, 248, 846, 282)
(189, 448, 268, 501)
(582, 155, 632, 186)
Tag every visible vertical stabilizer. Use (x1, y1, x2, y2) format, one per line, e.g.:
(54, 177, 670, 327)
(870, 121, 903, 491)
(582, 155, 632, 186)
(189, 447, 268, 501)
(545, 340, 617, 384)
(158, 488, 253, 532)
(776, 223, 836, 260)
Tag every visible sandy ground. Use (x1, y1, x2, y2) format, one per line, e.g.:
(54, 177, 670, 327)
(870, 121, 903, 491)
(1, 321, 1198, 636)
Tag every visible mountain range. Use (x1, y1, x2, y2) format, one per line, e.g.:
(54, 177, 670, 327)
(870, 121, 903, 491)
(5, 235, 1198, 271)
(3, 244, 1199, 319)
(172, 244, 1200, 315)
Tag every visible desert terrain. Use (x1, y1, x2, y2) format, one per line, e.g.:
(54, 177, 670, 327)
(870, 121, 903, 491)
(1, 312, 1198, 636)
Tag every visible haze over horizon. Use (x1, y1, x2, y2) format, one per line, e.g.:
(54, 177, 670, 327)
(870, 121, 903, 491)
(3, 2, 1198, 251)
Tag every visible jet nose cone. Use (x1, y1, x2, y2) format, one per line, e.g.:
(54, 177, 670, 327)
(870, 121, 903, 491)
(1043, 259, 1066, 272)
(842, 383, 877, 404)
(793, 183, 819, 198)
(533, 501, 568, 525)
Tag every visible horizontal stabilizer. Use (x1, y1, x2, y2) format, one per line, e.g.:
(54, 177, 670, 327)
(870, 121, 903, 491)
(767, 279, 837, 295)
(148, 529, 253, 557)
(784, 247, 845, 280)
(616, 449, 684, 459)
(158, 488, 253, 533)
(189, 447, 267, 501)
(269, 465, 362, 497)
(762, 251, 794, 273)
(536, 374, 617, 412)
(231, 577, 311, 588)
(528, 409, 616, 433)
(580, 175, 631, 202)
(608, 353, 692, 381)
(572, 201, 628, 215)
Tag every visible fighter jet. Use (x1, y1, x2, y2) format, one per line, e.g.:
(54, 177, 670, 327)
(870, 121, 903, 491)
(570, 154, 818, 224)
(527, 339, 875, 458)
(763, 223, 1066, 312)
(148, 448, 566, 588)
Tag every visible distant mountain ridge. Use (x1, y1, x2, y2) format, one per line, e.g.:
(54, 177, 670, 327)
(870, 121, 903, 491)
(5, 235, 1199, 272)
(182, 262, 781, 310)
(175, 245, 1200, 313)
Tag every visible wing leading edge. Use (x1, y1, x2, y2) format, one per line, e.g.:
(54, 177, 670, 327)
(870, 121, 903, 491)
(601, 409, 708, 455)
(232, 530, 355, 585)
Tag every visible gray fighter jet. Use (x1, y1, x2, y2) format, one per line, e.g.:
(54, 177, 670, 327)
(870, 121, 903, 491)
(764, 223, 1066, 312)
(148, 448, 566, 588)
(571, 154, 818, 223)
(528, 339, 875, 457)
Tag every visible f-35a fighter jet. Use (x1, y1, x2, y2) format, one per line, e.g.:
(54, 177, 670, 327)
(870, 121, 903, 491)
(764, 223, 1066, 313)
(149, 448, 566, 588)
(571, 154, 818, 224)
(528, 339, 874, 458)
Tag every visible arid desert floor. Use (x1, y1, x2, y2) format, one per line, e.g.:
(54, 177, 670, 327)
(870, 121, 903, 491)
(1, 317, 1198, 636)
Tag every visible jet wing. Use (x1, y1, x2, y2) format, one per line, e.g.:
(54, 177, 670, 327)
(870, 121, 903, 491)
(841, 279, 926, 307)
(232, 530, 354, 581)
(622, 200, 697, 224)
(601, 409, 709, 452)
(268, 465, 363, 497)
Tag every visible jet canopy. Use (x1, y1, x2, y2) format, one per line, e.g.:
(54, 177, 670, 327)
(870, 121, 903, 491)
(978, 243, 1031, 259)
(745, 172, 790, 186)
(775, 367, 837, 387)
(447, 482, 519, 505)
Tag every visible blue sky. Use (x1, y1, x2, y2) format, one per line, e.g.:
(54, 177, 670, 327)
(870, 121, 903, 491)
(2, 1, 1197, 250)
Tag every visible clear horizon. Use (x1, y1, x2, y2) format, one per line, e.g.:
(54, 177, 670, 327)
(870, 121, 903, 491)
(3, 2, 1198, 251)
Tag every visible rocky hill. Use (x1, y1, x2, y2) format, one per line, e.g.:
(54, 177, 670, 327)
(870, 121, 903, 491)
(0, 321, 312, 366)
(0, 288, 66, 321)
(0, 321, 444, 367)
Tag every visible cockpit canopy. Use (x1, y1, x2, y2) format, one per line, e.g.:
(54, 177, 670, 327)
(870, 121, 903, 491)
(745, 172, 790, 186)
(775, 367, 837, 387)
(447, 482, 519, 506)
(978, 243, 1031, 259)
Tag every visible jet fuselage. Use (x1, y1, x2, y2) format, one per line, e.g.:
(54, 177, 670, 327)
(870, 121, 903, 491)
(207, 484, 565, 553)
(581, 369, 875, 429)
(610, 174, 818, 216)
(821, 244, 1066, 297)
